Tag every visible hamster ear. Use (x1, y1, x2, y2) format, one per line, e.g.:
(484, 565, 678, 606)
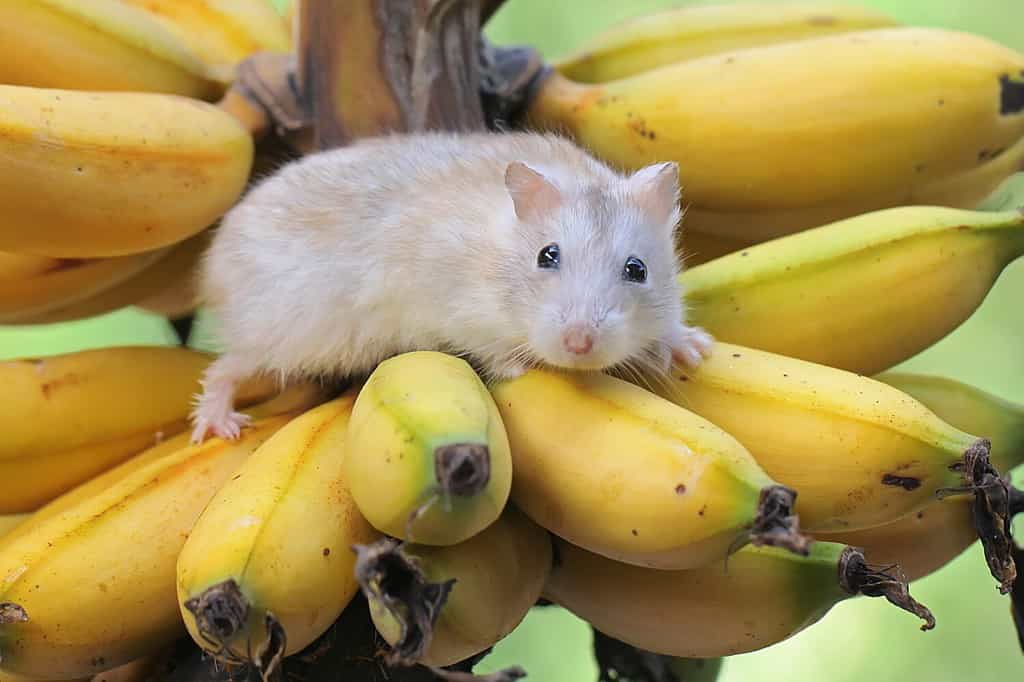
(628, 161, 681, 229)
(505, 161, 562, 222)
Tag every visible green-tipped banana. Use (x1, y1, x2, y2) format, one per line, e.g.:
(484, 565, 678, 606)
(681, 197, 1024, 376)
(344, 351, 512, 546)
(544, 538, 934, 658)
(357, 506, 551, 668)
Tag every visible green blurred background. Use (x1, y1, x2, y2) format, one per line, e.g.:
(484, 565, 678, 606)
(3, 1, 1022, 680)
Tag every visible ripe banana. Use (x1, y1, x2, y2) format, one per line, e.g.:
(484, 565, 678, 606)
(817, 373, 1024, 582)
(177, 392, 379, 667)
(555, 1, 896, 83)
(0, 415, 294, 679)
(0, 0, 220, 98)
(526, 28, 1024, 238)
(344, 351, 513, 546)
(0, 518, 27, 541)
(544, 538, 935, 658)
(0, 247, 169, 324)
(0, 381, 330, 548)
(359, 506, 552, 667)
(489, 368, 809, 570)
(0, 346, 280, 513)
(0, 84, 253, 258)
(120, 0, 292, 85)
(652, 342, 994, 533)
(14, 231, 211, 326)
(680, 203, 1024, 376)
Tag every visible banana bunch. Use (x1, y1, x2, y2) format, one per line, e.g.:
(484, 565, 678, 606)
(527, 25, 1024, 241)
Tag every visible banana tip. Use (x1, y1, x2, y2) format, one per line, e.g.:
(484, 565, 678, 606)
(183, 579, 250, 652)
(0, 602, 27, 625)
(434, 442, 491, 497)
(747, 485, 813, 556)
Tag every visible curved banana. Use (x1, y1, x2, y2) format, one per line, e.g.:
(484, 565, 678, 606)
(0, 84, 253, 258)
(360, 506, 552, 667)
(489, 368, 809, 570)
(0, 0, 219, 98)
(0, 382, 330, 546)
(344, 351, 513, 546)
(0, 248, 169, 324)
(120, 0, 292, 84)
(680, 203, 1024, 376)
(0, 415, 295, 679)
(177, 391, 379, 666)
(0, 346, 280, 513)
(14, 231, 211, 326)
(544, 538, 934, 658)
(653, 342, 993, 533)
(817, 373, 1024, 582)
(526, 28, 1024, 237)
(555, 1, 896, 83)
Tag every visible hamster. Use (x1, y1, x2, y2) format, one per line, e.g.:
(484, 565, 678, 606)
(189, 130, 713, 442)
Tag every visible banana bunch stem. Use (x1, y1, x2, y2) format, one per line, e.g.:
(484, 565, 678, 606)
(838, 548, 935, 630)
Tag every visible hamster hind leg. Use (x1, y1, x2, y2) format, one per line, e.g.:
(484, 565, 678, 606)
(189, 353, 260, 443)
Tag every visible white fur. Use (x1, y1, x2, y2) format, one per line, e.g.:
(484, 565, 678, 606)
(192, 131, 711, 439)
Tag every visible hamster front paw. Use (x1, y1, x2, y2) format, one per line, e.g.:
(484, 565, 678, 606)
(669, 324, 715, 370)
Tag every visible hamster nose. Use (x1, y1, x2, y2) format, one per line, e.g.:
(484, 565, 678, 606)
(562, 324, 595, 356)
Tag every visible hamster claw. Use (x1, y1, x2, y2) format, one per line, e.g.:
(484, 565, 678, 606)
(189, 409, 251, 444)
(670, 325, 715, 370)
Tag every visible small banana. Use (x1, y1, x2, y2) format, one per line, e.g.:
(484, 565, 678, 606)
(0, 416, 295, 679)
(177, 392, 379, 667)
(526, 28, 1024, 238)
(119, 0, 292, 85)
(0, 346, 280, 513)
(344, 351, 513, 546)
(359, 506, 552, 667)
(817, 373, 1024, 582)
(555, 1, 896, 83)
(489, 368, 809, 570)
(0, 248, 169, 324)
(653, 342, 995, 534)
(0, 84, 253, 258)
(680, 201, 1024, 376)
(544, 538, 934, 658)
(14, 231, 211, 326)
(0, 0, 219, 97)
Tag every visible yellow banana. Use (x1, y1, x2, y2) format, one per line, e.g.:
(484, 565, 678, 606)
(177, 392, 379, 667)
(680, 203, 1024, 376)
(344, 352, 513, 546)
(555, 1, 896, 83)
(0, 381, 330, 547)
(0, 84, 253, 258)
(360, 506, 551, 667)
(0, 346, 280, 513)
(0, 0, 219, 98)
(13, 231, 210, 326)
(0, 248, 169, 324)
(0, 416, 293, 679)
(526, 28, 1024, 238)
(0, 518, 27, 540)
(817, 373, 1024, 582)
(653, 342, 994, 534)
(544, 538, 934, 658)
(489, 368, 809, 570)
(119, 0, 292, 85)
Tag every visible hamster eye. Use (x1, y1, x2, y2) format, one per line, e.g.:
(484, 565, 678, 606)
(537, 243, 560, 270)
(623, 256, 647, 283)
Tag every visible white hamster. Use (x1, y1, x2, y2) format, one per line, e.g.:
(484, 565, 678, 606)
(190, 131, 712, 442)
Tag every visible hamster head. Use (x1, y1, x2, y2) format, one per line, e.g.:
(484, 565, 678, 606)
(504, 159, 686, 374)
